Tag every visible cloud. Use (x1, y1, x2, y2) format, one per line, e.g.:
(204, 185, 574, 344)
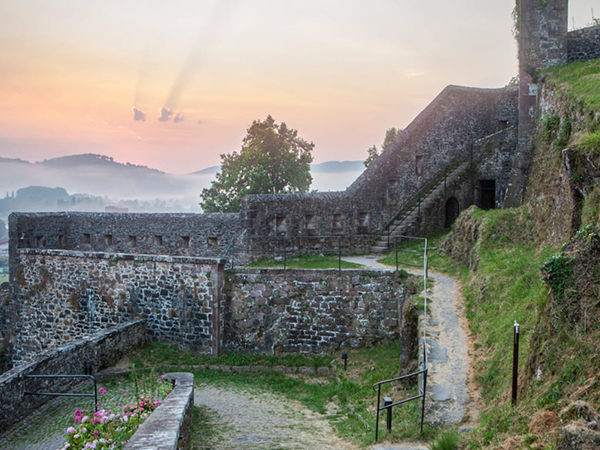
(158, 106, 173, 122)
(174, 114, 185, 123)
(132, 106, 146, 121)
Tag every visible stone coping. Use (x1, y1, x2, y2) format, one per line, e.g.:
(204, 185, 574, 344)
(17, 248, 226, 266)
(126, 372, 194, 450)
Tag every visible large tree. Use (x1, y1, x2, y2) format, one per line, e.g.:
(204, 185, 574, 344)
(200, 115, 314, 213)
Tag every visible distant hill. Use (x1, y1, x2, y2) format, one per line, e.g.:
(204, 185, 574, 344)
(39, 153, 164, 174)
(191, 165, 220, 175)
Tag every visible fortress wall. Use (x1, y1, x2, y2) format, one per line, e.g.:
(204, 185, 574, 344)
(568, 25, 600, 63)
(8, 212, 242, 271)
(0, 321, 145, 431)
(241, 86, 518, 243)
(9, 249, 224, 364)
(225, 269, 410, 354)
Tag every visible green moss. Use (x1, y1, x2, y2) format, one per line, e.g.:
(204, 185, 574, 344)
(545, 60, 600, 112)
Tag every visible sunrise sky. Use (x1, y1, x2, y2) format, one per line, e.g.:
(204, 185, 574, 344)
(1, 0, 599, 174)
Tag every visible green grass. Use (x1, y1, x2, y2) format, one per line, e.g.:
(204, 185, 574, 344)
(130, 342, 335, 369)
(0, 274, 8, 284)
(247, 254, 364, 269)
(376, 230, 467, 278)
(188, 342, 437, 447)
(546, 59, 600, 112)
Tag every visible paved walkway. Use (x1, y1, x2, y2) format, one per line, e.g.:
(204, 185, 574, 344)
(342, 255, 477, 427)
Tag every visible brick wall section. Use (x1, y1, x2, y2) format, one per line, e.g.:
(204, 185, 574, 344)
(225, 269, 410, 354)
(568, 25, 600, 63)
(242, 86, 518, 243)
(127, 372, 194, 450)
(10, 249, 225, 364)
(0, 321, 146, 431)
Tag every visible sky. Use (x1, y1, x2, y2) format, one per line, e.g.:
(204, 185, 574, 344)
(1, 0, 599, 174)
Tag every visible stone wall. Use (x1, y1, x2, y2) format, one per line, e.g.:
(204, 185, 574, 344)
(8, 212, 241, 270)
(9, 249, 224, 364)
(225, 269, 411, 354)
(127, 372, 194, 450)
(243, 85, 518, 244)
(0, 321, 145, 431)
(568, 25, 600, 63)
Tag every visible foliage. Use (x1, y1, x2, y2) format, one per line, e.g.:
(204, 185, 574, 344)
(578, 130, 600, 153)
(364, 127, 402, 168)
(545, 59, 600, 112)
(430, 430, 460, 450)
(200, 115, 314, 212)
(56, 373, 171, 450)
(0, 218, 6, 239)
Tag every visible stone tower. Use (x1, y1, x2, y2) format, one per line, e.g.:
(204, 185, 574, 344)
(505, 0, 568, 206)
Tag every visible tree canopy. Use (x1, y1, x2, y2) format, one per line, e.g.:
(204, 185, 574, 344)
(200, 115, 314, 213)
(363, 127, 402, 168)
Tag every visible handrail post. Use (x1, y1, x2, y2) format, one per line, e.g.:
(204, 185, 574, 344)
(375, 384, 381, 442)
(395, 237, 398, 272)
(418, 196, 421, 217)
(387, 225, 390, 248)
(420, 368, 427, 434)
(338, 236, 342, 272)
(283, 237, 287, 271)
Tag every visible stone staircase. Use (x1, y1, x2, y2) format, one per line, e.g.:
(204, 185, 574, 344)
(371, 161, 469, 253)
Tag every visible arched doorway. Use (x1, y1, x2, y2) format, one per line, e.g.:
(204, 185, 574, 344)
(445, 197, 460, 228)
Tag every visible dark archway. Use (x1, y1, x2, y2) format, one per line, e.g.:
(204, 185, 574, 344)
(479, 179, 496, 210)
(445, 197, 460, 228)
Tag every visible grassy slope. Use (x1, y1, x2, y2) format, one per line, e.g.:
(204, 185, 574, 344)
(247, 255, 364, 269)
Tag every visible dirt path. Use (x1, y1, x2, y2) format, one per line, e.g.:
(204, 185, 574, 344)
(194, 384, 358, 450)
(341, 255, 479, 428)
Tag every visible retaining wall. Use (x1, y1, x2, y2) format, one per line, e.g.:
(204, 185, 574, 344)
(10, 249, 225, 364)
(0, 321, 145, 431)
(568, 25, 600, 63)
(225, 269, 411, 354)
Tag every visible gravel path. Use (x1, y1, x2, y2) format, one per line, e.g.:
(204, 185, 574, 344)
(341, 255, 477, 427)
(194, 384, 357, 450)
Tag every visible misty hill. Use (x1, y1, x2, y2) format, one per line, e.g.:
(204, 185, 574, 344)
(311, 160, 363, 173)
(191, 166, 220, 175)
(39, 154, 164, 174)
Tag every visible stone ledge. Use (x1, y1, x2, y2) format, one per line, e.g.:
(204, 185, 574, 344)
(17, 248, 226, 266)
(127, 372, 194, 450)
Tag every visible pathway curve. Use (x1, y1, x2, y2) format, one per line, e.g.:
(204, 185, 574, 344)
(194, 384, 357, 450)
(341, 255, 478, 427)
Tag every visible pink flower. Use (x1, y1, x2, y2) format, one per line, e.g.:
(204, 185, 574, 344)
(67, 427, 75, 435)
(99, 387, 107, 395)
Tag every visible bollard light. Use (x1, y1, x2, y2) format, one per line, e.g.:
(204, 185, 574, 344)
(341, 352, 348, 371)
(384, 397, 393, 432)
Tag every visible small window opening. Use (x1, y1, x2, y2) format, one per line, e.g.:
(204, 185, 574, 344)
(58, 235, 66, 246)
(181, 236, 190, 248)
(333, 214, 344, 233)
(154, 235, 163, 246)
(129, 235, 137, 247)
(207, 237, 218, 249)
(104, 234, 114, 246)
(82, 233, 91, 244)
(36, 236, 44, 248)
(416, 155, 424, 176)
(275, 216, 287, 236)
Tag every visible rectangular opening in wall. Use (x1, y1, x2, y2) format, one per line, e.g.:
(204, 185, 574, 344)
(181, 236, 190, 248)
(154, 235, 163, 246)
(207, 237, 218, 249)
(129, 235, 137, 247)
(479, 179, 496, 210)
(104, 234, 114, 246)
(333, 214, 344, 234)
(36, 236, 44, 248)
(275, 215, 287, 236)
(358, 212, 370, 233)
(82, 233, 91, 244)
(304, 214, 315, 229)
(498, 119, 509, 130)
(58, 235, 65, 246)
(415, 155, 424, 176)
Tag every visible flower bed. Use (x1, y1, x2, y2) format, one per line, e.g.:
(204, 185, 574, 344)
(55, 372, 176, 450)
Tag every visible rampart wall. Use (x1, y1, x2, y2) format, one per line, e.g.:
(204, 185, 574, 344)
(0, 321, 146, 430)
(568, 25, 600, 63)
(10, 250, 224, 364)
(243, 86, 519, 244)
(225, 269, 410, 354)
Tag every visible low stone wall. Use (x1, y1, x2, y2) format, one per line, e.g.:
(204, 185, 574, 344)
(127, 372, 194, 450)
(0, 321, 145, 431)
(568, 25, 600, 63)
(10, 249, 224, 364)
(225, 269, 412, 354)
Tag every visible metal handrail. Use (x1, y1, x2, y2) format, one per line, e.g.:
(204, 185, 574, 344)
(24, 374, 98, 412)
